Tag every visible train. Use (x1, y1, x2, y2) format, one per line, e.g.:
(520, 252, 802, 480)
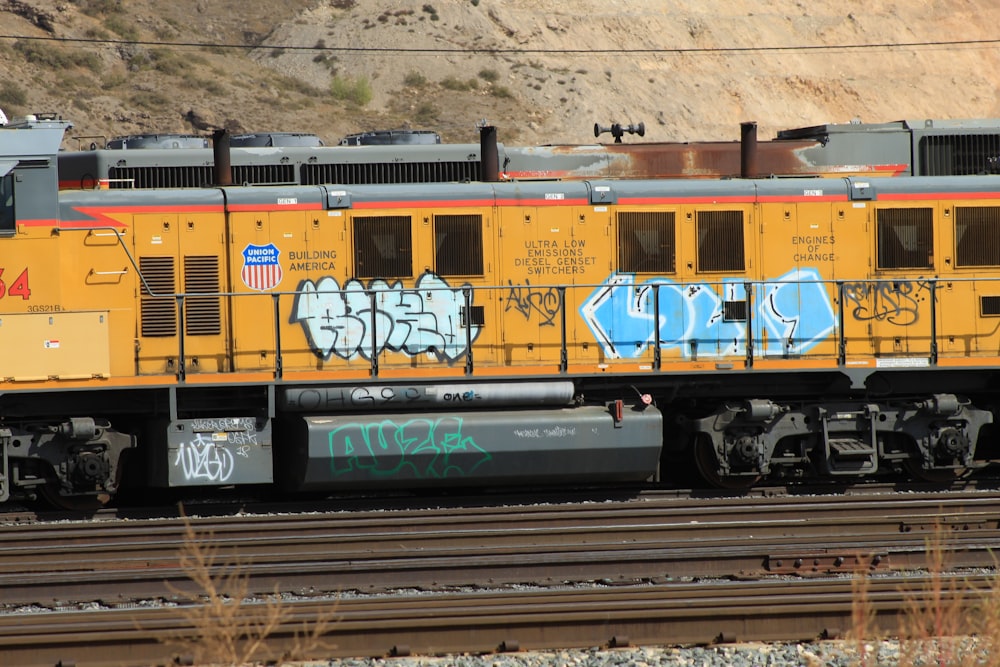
(55, 118, 1000, 191)
(4, 113, 1000, 510)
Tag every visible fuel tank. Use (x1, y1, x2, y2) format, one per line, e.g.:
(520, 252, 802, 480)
(278, 404, 662, 491)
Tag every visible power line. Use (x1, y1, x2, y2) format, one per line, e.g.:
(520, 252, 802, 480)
(0, 33, 998, 55)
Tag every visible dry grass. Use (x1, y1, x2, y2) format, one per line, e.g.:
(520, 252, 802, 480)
(166, 505, 338, 666)
(847, 517, 1000, 667)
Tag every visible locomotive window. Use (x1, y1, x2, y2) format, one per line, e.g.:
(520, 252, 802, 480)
(434, 214, 484, 276)
(876, 208, 934, 270)
(697, 210, 745, 272)
(139, 256, 177, 337)
(617, 211, 675, 273)
(353, 215, 413, 279)
(0, 172, 12, 234)
(955, 206, 1000, 267)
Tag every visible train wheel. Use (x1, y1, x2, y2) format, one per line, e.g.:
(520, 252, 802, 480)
(38, 483, 112, 512)
(694, 437, 760, 489)
(903, 461, 969, 484)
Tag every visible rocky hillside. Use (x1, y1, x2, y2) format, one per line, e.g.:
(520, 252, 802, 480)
(2, 0, 1000, 149)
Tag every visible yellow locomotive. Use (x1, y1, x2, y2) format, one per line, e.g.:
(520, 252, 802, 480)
(2, 117, 999, 507)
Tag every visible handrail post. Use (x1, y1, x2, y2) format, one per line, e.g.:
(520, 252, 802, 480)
(369, 289, 378, 377)
(837, 281, 846, 366)
(745, 281, 753, 368)
(272, 292, 283, 379)
(929, 278, 938, 365)
(653, 283, 661, 371)
(464, 287, 474, 376)
(176, 294, 186, 382)
(558, 286, 567, 374)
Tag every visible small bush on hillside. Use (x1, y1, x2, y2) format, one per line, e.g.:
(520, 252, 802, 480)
(330, 75, 372, 106)
(403, 71, 427, 87)
(105, 14, 139, 41)
(0, 81, 28, 108)
(441, 76, 477, 92)
(413, 102, 438, 124)
(13, 40, 102, 73)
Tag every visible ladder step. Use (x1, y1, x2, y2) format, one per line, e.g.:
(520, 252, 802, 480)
(829, 439, 876, 457)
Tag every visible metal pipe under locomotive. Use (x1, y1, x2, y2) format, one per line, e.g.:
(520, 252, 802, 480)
(3, 117, 1000, 508)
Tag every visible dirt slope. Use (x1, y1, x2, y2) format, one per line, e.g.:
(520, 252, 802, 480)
(2, 0, 1000, 148)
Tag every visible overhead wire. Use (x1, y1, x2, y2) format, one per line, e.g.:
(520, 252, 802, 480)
(0, 33, 998, 55)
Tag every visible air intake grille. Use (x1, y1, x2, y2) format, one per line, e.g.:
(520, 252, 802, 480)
(697, 210, 745, 272)
(435, 214, 484, 276)
(618, 211, 676, 273)
(140, 256, 177, 337)
(876, 208, 934, 269)
(918, 134, 1000, 176)
(353, 216, 413, 278)
(183, 256, 221, 336)
(302, 161, 480, 185)
(233, 164, 296, 186)
(110, 166, 213, 189)
(955, 206, 1000, 267)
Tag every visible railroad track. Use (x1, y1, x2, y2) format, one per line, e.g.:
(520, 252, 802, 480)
(1, 488, 999, 664)
(1, 489, 998, 605)
(0, 575, 990, 667)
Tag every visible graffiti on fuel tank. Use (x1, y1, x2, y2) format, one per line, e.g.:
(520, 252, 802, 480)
(580, 268, 837, 359)
(292, 272, 482, 362)
(328, 416, 492, 478)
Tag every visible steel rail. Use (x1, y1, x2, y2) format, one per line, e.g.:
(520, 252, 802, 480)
(0, 575, 991, 667)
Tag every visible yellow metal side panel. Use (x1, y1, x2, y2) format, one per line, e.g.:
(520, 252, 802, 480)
(0, 311, 110, 381)
(230, 210, 307, 371)
(277, 209, 376, 375)
(371, 206, 499, 372)
(0, 237, 63, 315)
(937, 199, 1000, 360)
(61, 227, 136, 378)
(671, 203, 755, 364)
(936, 281, 982, 357)
(832, 202, 876, 361)
(133, 213, 179, 375)
(756, 201, 840, 361)
(563, 205, 612, 369)
(868, 203, 934, 360)
(496, 205, 580, 366)
(133, 211, 228, 375)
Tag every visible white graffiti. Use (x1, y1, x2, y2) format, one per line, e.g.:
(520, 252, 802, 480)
(174, 434, 236, 483)
(292, 272, 482, 362)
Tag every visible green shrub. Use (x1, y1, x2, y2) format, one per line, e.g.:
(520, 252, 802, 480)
(478, 69, 499, 82)
(413, 102, 438, 123)
(403, 71, 427, 87)
(105, 14, 138, 41)
(0, 81, 27, 109)
(13, 40, 101, 73)
(330, 74, 372, 105)
(441, 76, 477, 91)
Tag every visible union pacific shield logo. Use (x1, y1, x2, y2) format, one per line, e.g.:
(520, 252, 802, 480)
(241, 243, 283, 291)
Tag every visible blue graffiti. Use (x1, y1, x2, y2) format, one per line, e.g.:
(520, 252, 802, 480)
(292, 272, 482, 362)
(328, 416, 492, 479)
(580, 268, 836, 359)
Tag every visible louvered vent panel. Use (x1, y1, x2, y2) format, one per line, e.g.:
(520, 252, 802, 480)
(110, 166, 214, 189)
(233, 164, 295, 185)
(183, 255, 221, 336)
(140, 256, 177, 337)
(618, 211, 676, 273)
(301, 161, 480, 185)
